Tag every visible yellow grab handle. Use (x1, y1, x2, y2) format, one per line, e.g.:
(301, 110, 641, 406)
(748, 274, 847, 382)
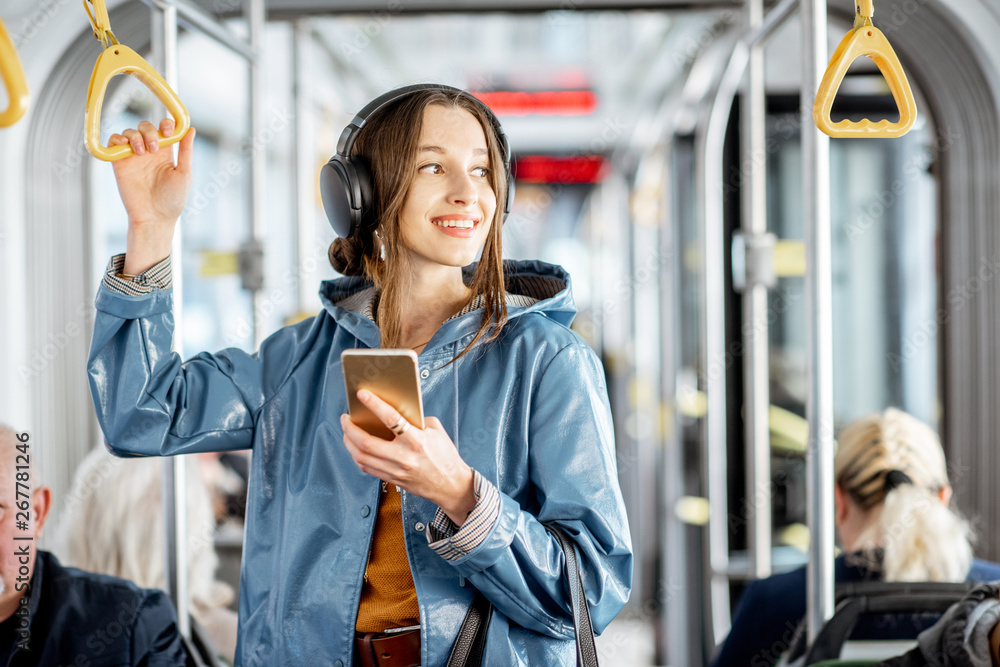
(854, 0, 874, 25)
(813, 24, 917, 138)
(85, 44, 190, 161)
(0, 18, 30, 128)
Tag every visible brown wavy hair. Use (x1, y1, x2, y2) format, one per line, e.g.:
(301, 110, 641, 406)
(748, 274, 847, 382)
(328, 88, 508, 358)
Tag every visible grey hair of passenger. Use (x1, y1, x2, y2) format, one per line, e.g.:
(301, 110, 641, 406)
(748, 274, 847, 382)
(835, 408, 973, 582)
(56, 447, 233, 614)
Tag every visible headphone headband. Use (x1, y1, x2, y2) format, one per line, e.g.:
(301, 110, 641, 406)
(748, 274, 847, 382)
(321, 83, 514, 239)
(336, 84, 454, 156)
(336, 84, 509, 160)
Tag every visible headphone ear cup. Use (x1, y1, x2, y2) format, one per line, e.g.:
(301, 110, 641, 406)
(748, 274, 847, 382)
(353, 156, 375, 234)
(320, 157, 358, 238)
(504, 173, 515, 222)
(497, 130, 513, 223)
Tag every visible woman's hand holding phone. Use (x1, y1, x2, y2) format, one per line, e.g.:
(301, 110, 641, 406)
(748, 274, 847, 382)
(340, 390, 477, 527)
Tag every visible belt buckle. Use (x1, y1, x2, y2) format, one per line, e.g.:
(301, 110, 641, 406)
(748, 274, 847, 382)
(382, 624, 420, 635)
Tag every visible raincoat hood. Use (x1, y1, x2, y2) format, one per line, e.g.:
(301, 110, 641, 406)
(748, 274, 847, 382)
(318, 259, 578, 351)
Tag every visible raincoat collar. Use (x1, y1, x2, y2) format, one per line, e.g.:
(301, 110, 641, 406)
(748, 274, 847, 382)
(318, 259, 578, 352)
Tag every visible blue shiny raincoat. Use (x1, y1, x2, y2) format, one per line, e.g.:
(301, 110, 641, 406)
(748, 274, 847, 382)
(88, 259, 633, 666)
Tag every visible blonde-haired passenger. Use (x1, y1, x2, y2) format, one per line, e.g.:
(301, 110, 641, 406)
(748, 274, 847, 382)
(57, 447, 238, 665)
(712, 408, 1000, 667)
(834, 407, 972, 582)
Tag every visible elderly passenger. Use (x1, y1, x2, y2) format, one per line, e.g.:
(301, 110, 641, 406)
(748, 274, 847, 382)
(58, 446, 238, 664)
(0, 424, 186, 666)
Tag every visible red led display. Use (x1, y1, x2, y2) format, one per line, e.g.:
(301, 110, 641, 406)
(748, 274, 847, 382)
(470, 90, 598, 116)
(513, 155, 608, 184)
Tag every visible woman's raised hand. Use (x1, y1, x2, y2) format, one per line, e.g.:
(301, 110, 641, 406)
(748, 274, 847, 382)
(107, 118, 195, 275)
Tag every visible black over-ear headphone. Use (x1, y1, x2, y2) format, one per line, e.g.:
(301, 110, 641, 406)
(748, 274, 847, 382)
(320, 83, 514, 239)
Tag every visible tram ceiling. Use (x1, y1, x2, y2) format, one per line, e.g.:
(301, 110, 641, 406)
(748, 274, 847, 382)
(295, 10, 694, 155)
(186, 0, 743, 16)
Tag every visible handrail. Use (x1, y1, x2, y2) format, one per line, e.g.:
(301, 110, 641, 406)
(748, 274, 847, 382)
(813, 0, 917, 138)
(740, 0, 772, 584)
(142, 0, 256, 62)
(0, 17, 30, 127)
(695, 0, 800, 643)
(83, 0, 190, 161)
(803, 0, 835, 642)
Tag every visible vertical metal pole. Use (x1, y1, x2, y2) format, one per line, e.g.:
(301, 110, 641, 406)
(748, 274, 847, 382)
(695, 0, 799, 644)
(802, 0, 835, 641)
(698, 99, 731, 647)
(741, 0, 772, 580)
(151, 2, 190, 639)
(659, 141, 690, 667)
(292, 20, 313, 314)
(610, 171, 643, 601)
(631, 179, 662, 623)
(596, 174, 638, 597)
(248, 0, 267, 349)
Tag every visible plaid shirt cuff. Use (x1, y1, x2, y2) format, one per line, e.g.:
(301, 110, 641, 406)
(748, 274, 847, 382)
(102, 254, 172, 296)
(426, 470, 501, 561)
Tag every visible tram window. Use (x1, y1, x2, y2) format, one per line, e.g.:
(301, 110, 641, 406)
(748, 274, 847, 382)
(506, 181, 594, 309)
(713, 89, 939, 570)
(764, 96, 938, 432)
(745, 95, 939, 561)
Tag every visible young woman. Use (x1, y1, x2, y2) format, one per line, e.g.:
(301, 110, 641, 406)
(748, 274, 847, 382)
(87, 85, 632, 666)
(712, 408, 1000, 667)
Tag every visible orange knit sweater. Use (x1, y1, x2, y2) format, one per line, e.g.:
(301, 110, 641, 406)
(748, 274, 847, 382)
(355, 484, 420, 633)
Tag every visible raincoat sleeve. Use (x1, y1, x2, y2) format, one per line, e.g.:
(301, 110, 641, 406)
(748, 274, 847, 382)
(439, 342, 633, 639)
(87, 258, 296, 457)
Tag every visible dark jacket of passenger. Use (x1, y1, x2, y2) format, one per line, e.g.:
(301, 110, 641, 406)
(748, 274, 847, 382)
(712, 554, 1000, 667)
(1, 551, 187, 667)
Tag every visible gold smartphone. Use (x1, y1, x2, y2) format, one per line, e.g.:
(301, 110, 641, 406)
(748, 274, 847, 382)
(341, 349, 425, 439)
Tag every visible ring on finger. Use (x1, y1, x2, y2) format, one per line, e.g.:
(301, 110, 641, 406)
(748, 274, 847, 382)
(389, 416, 410, 436)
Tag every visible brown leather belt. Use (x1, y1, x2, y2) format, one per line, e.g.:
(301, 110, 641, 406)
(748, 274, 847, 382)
(354, 629, 421, 667)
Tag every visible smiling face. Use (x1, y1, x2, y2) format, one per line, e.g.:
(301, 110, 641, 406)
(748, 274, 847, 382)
(397, 104, 498, 272)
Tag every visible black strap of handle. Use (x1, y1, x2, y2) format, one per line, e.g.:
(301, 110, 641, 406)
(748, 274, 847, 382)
(446, 522, 599, 667)
(446, 590, 493, 667)
(545, 523, 600, 667)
